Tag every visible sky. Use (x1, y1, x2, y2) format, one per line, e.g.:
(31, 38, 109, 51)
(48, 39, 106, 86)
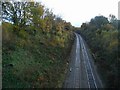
(11, 0, 120, 27)
(35, 0, 120, 27)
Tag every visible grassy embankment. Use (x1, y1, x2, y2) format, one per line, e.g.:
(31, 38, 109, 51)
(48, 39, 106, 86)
(2, 22, 74, 88)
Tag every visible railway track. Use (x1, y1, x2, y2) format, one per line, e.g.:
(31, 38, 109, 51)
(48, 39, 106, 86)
(63, 33, 103, 88)
(79, 35, 97, 88)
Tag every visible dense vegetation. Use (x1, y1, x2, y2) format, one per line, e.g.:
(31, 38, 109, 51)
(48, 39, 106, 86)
(2, 0, 119, 89)
(78, 15, 119, 88)
(2, 1, 74, 88)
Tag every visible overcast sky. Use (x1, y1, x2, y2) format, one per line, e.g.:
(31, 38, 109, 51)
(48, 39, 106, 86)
(36, 0, 119, 27)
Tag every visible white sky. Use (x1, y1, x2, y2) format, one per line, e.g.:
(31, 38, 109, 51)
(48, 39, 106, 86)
(36, 0, 119, 27)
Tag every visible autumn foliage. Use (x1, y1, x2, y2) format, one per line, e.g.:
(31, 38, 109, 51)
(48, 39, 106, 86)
(2, 1, 74, 88)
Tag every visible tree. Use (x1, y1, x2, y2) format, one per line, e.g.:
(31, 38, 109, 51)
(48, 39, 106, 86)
(2, 1, 31, 32)
(28, 2, 44, 34)
(90, 16, 109, 29)
(109, 14, 118, 29)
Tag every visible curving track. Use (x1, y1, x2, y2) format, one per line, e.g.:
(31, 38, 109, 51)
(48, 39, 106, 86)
(63, 33, 103, 88)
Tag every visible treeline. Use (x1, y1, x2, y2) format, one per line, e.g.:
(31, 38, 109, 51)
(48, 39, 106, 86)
(2, 1, 73, 47)
(79, 15, 119, 88)
(2, 1, 73, 88)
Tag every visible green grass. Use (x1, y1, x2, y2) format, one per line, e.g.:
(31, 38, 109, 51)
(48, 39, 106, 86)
(2, 21, 74, 88)
(2, 36, 74, 88)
